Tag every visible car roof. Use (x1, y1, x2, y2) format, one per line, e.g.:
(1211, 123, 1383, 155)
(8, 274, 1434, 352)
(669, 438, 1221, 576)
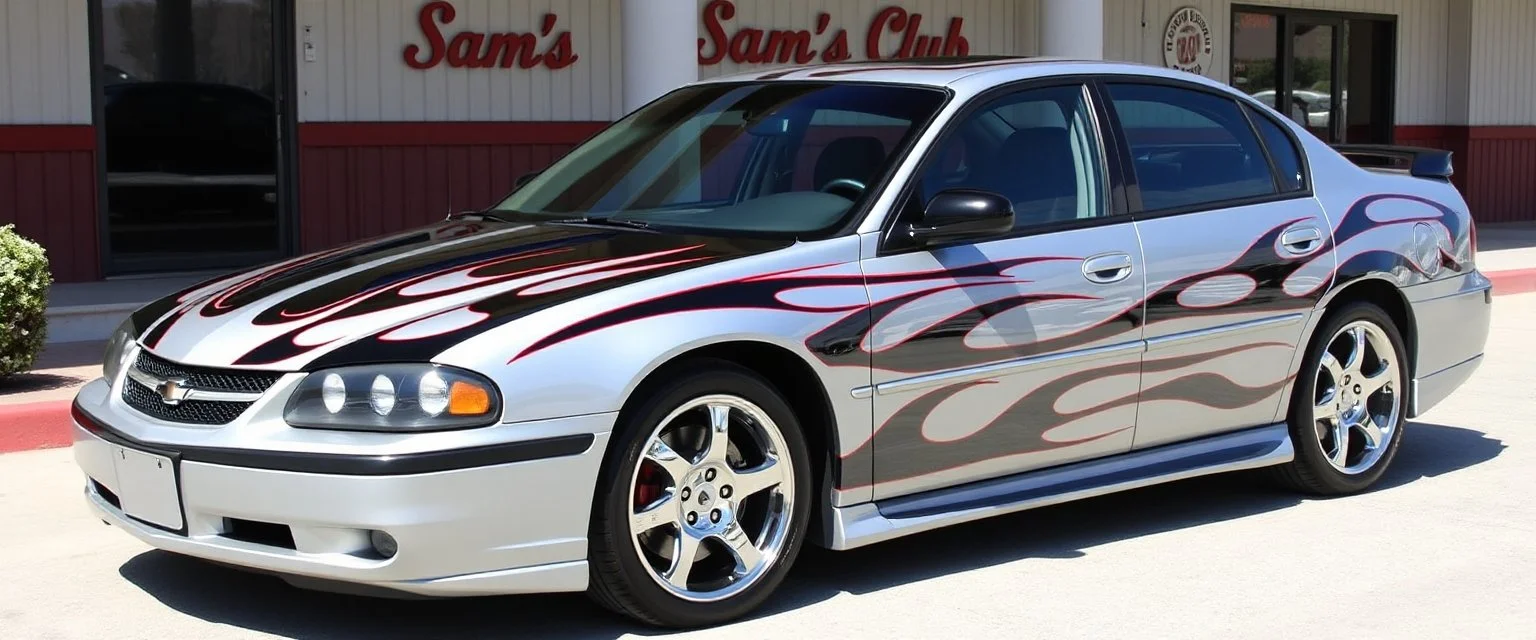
(694, 56, 1232, 93)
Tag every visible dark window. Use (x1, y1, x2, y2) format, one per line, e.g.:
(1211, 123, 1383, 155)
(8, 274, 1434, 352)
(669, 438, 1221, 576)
(1107, 83, 1277, 211)
(916, 84, 1106, 231)
(1246, 105, 1305, 191)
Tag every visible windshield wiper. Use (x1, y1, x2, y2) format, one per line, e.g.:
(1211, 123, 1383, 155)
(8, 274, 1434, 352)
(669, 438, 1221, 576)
(545, 216, 655, 231)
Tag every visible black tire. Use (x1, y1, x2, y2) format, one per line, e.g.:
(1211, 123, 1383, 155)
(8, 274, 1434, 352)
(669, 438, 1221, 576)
(586, 359, 813, 628)
(1271, 301, 1410, 495)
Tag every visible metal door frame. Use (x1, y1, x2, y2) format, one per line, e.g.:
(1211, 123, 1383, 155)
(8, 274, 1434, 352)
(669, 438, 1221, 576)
(88, 0, 300, 277)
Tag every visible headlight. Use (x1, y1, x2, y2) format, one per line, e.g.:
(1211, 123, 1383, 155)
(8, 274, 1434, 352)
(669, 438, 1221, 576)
(283, 364, 500, 432)
(102, 319, 138, 383)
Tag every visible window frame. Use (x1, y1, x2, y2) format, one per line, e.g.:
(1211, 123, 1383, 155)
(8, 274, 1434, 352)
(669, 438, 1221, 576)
(1241, 102, 1310, 194)
(878, 76, 1134, 256)
(1092, 75, 1314, 222)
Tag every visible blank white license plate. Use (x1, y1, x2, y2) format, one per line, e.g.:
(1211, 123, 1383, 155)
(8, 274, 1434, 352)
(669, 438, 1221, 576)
(111, 445, 184, 531)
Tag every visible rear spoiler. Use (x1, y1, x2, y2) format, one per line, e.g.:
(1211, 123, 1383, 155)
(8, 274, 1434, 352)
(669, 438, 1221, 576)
(1332, 144, 1454, 180)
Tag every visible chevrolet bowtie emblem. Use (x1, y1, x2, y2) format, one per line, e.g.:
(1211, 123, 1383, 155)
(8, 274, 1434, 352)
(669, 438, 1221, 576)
(156, 378, 192, 405)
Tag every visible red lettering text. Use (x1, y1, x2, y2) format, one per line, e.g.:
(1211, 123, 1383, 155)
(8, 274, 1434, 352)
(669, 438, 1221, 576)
(867, 7, 968, 60)
(403, 2, 578, 71)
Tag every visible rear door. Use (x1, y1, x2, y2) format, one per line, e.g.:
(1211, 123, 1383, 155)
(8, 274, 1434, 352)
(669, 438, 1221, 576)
(862, 81, 1147, 499)
(1101, 80, 1329, 449)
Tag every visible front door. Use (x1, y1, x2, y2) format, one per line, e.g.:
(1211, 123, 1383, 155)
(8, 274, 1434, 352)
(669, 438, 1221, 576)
(94, 0, 295, 274)
(1101, 80, 1326, 450)
(863, 82, 1146, 500)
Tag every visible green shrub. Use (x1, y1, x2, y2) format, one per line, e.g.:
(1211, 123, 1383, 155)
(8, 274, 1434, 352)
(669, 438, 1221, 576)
(0, 225, 52, 376)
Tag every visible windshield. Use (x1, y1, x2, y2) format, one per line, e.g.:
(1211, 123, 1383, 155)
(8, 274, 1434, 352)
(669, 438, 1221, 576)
(494, 82, 948, 235)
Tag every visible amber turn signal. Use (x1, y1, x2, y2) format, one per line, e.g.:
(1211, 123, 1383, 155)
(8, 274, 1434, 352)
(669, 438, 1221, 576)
(448, 380, 493, 415)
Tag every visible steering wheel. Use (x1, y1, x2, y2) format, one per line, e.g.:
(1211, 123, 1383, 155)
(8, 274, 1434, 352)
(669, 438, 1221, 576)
(819, 178, 867, 200)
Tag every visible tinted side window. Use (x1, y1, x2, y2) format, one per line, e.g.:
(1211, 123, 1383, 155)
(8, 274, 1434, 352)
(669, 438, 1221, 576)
(918, 84, 1106, 231)
(1107, 83, 1277, 211)
(1245, 105, 1305, 191)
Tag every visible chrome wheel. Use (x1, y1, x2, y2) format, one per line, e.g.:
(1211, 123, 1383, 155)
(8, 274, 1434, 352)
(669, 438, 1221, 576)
(627, 395, 793, 603)
(1312, 320, 1402, 475)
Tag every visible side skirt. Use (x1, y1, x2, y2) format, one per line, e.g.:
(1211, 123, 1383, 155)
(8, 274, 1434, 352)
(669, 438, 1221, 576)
(821, 423, 1294, 550)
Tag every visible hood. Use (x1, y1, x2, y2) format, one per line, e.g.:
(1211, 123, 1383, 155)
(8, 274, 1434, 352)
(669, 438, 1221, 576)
(133, 219, 791, 370)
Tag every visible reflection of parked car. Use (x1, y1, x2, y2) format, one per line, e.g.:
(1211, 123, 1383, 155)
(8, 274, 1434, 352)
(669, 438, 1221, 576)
(102, 81, 279, 255)
(1251, 89, 1332, 128)
(76, 59, 1488, 628)
(103, 81, 275, 176)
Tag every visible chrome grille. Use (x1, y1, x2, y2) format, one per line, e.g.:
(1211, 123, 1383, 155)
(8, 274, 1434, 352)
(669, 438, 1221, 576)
(134, 351, 281, 394)
(120, 351, 280, 426)
(122, 379, 254, 425)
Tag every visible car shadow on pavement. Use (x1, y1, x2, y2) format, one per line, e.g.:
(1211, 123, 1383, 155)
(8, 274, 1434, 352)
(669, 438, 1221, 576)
(117, 421, 1503, 639)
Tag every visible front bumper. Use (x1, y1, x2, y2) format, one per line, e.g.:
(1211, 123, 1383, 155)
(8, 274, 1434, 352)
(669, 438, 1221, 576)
(71, 377, 614, 597)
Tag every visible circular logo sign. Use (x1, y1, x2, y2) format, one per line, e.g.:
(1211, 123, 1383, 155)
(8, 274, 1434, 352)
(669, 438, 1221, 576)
(1163, 7, 1213, 75)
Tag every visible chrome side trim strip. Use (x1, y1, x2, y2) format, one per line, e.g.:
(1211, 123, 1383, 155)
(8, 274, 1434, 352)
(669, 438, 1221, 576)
(821, 423, 1293, 550)
(125, 367, 266, 403)
(873, 340, 1144, 397)
(1144, 312, 1306, 352)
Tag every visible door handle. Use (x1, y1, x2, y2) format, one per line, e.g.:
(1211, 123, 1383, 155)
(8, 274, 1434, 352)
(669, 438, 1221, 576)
(1280, 227, 1324, 254)
(1082, 252, 1134, 284)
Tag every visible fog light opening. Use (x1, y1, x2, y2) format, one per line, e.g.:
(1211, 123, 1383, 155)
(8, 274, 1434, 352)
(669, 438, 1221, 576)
(369, 530, 398, 559)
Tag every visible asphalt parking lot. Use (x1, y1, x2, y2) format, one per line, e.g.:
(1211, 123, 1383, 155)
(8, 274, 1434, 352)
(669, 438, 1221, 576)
(2, 293, 1532, 640)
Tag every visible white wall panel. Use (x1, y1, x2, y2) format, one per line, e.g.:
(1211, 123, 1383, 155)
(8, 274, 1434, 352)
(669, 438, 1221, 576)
(297, 0, 622, 122)
(1468, 0, 1536, 125)
(696, 0, 1036, 80)
(0, 0, 91, 125)
(1104, 0, 1451, 125)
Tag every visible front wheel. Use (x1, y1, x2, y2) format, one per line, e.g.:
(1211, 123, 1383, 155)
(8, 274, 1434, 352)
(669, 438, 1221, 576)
(587, 361, 812, 627)
(1272, 302, 1409, 495)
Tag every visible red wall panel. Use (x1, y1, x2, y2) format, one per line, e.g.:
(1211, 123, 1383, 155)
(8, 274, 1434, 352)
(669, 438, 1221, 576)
(295, 122, 604, 253)
(1396, 125, 1536, 224)
(0, 126, 99, 282)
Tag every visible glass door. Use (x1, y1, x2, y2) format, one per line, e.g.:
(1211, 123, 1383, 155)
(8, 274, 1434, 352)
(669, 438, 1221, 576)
(1285, 18, 1342, 142)
(1231, 7, 1397, 145)
(93, 0, 294, 275)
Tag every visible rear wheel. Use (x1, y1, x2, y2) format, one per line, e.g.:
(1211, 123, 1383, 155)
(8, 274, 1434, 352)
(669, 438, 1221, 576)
(1273, 302, 1409, 495)
(587, 361, 812, 627)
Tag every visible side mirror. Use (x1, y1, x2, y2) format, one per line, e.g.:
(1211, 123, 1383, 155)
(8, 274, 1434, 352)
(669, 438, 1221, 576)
(906, 189, 1014, 246)
(515, 171, 541, 188)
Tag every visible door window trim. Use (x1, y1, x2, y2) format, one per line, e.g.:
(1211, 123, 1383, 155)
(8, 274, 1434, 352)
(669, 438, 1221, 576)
(1092, 75, 1315, 222)
(876, 75, 1134, 257)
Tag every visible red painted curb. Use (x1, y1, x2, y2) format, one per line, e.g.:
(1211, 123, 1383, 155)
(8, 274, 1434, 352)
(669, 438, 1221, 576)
(1488, 268, 1536, 296)
(0, 400, 74, 454)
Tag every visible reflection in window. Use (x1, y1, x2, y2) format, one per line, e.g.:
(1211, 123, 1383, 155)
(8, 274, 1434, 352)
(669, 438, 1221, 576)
(1107, 84, 1277, 211)
(100, 0, 279, 272)
(917, 84, 1105, 230)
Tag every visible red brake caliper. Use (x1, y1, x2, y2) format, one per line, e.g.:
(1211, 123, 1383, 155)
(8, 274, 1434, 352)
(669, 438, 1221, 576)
(634, 461, 663, 510)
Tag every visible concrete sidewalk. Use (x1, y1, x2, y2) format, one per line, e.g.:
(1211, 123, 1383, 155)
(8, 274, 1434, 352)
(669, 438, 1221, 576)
(1478, 223, 1536, 294)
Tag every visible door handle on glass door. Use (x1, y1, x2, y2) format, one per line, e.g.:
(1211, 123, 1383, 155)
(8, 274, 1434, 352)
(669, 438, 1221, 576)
(1082, 253, 1134, 284)
(1281, 227, 1324, 254)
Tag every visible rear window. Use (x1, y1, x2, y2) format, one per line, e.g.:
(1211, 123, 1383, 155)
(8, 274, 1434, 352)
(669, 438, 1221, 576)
(1107, 83, 1278, 211)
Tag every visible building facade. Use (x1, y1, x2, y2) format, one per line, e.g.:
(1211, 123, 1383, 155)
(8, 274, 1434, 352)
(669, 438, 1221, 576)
(1, 0, 1532, 282)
